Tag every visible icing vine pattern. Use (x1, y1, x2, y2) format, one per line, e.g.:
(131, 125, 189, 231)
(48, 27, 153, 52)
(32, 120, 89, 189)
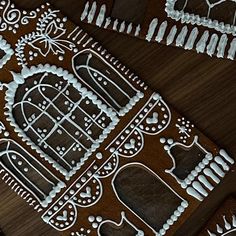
(15, 8, 76, 65)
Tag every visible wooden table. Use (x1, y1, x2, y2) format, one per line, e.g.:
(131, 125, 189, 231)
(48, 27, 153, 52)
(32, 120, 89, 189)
(0, 1, 235, 235)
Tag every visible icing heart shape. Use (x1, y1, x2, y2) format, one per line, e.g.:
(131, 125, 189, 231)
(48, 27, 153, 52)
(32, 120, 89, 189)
(56, 210, 68, 221)
(146, 112, 158, 124)
(104, 162, 112, 170)
(124, 138, 135, 150)
(80, 186, 92, 198)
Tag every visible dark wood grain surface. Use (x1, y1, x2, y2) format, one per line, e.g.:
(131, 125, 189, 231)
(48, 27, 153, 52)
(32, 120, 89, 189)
(0, 1, 235, 236)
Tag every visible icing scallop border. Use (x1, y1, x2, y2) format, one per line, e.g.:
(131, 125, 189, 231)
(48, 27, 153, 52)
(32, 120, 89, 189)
(0, 35, 14, 69)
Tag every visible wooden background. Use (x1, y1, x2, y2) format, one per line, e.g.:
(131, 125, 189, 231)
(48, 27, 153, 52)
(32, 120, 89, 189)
(0, 1, 235, 235)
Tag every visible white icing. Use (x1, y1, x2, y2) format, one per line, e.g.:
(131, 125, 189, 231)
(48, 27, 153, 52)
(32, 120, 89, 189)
(72, 49, 144, 117)
(214, 156, 229, 171)
(167, 25, 177, 45)
(165, 136, 210, 183)
(146, 18, 158, 42)
(15, 9, 75, 66)
(176, 26, 188, 47)
(127, 23, 133, 34)
(165, 0, 236, 35)
(228, 38, 236, 60)
(192, 181, 208, 197)
(104, 17, 111, 29)
(0, 35, 14, 69)
(135, 25, 141, 37)
(87, 1, 97, 24)
(220, 149, 235, 164)
(96, 4, 106, 27)
(207, 214, 236, 235)
(5, 64, 119, 180)
(81, 1, 89, 21)
(186, 187, 203, 201)
(210, 163, 225, 178)
(206, 34, 219, 57)
(0, 0, 37, 34)
(196, 31, 209, 54)
(155, 21, 168, 43)
(198, 175, 213, 191)
(98, 212, 144, 236)
(81, 2, 236, 61)
(106, 92, 171, 160)
(119, 21, 126, 33)
(112, 163, 188, 236)
(217, 34, 228, 58)
(0, 138, 65, 209)
(203, 168, 220, 184)
(184, 27, 198, 50)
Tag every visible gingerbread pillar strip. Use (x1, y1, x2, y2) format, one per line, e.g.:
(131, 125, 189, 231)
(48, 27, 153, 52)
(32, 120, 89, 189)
(80, 0, 236, 61)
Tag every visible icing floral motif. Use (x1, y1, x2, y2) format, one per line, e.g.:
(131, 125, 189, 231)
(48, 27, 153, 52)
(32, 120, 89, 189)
(165, 0, 236, 35)
(207, 214, 236, 236)
(175, 117, 194, 143)
(4, 64, 119, 179)
(15, 8, 76, 65)
(0, 0, 37, 33)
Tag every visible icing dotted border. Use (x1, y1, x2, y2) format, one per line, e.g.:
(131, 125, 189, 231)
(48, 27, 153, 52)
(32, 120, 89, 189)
(160, 135, 235, 201)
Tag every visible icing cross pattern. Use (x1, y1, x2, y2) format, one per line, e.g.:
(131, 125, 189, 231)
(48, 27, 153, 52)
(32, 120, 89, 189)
(0, 2, 234, 236)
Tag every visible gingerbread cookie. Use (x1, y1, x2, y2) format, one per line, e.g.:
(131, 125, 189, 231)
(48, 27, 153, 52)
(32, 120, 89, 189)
(199, 196, 236, 235)
(81, 0, 236, 61)
(0, 1, 234, 235)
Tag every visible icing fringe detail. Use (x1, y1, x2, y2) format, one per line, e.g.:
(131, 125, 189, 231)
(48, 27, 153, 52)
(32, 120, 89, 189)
(0, 169, 43, 212)
(81, 1, 236, 60)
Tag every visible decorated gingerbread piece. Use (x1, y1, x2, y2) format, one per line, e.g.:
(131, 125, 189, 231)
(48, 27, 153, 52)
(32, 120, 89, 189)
(0, 1, 234, 235)
(81, 0, 236, 61)
(199, 196, 236, 235)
